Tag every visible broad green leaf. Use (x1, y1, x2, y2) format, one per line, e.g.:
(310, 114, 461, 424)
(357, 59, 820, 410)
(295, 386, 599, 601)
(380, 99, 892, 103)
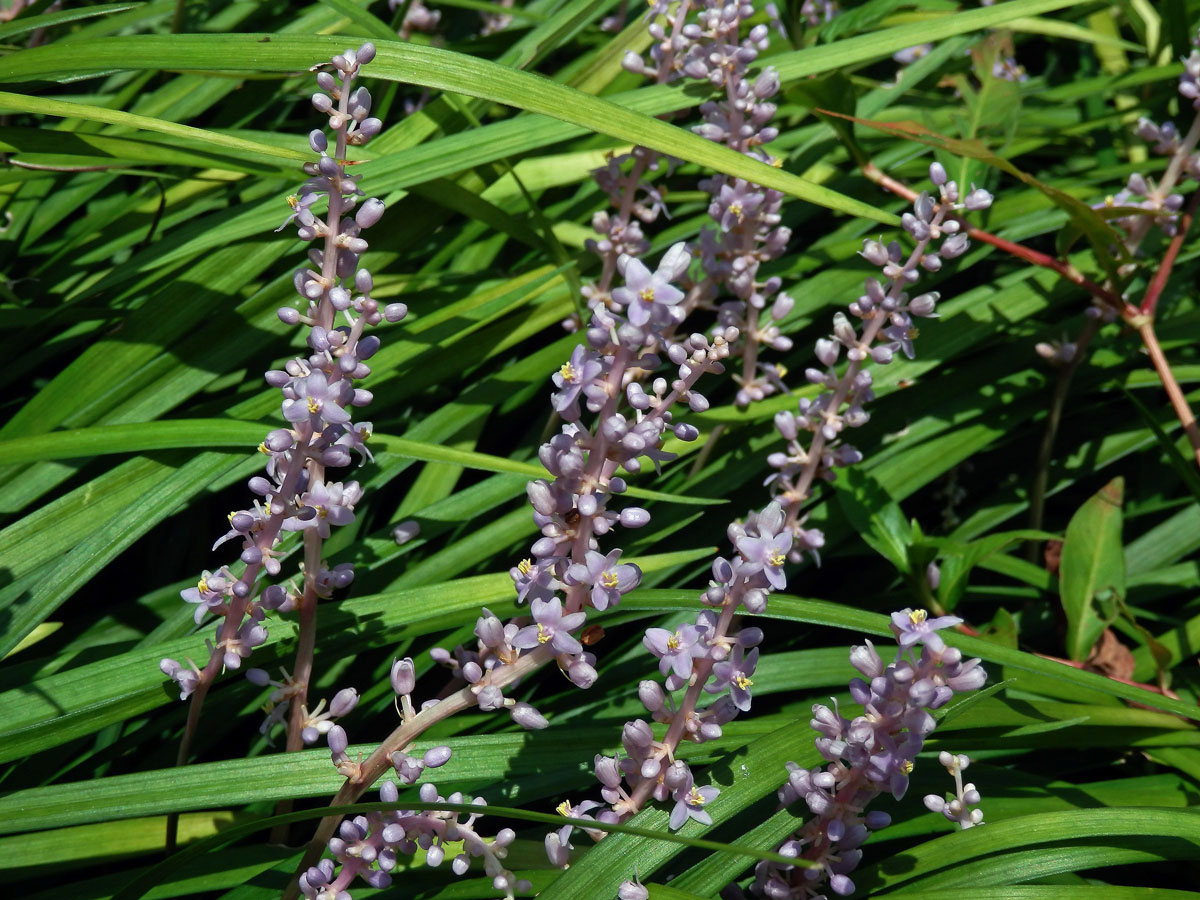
(833, 469, 913, 573)
(1060, 477, 1126, 662)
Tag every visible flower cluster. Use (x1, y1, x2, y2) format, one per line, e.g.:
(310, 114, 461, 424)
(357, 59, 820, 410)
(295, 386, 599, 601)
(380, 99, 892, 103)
(542, 164, 995, 874)
(298, 775, 527, 900)
(161, 43, 399, 748)
(1096, 35, 1200, 242)
(547, 500, 794, 854)
(623, 0, 794, 407)
(923, 750, 985, 829)
(298, 654, 524, 898)
(766, 164, 992, 559)
(749, 610, 987, 899)
(431, 243, 729, 726)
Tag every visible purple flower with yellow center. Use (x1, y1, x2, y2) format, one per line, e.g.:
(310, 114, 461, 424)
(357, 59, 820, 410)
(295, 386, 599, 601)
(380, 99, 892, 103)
(735, 530, 792, 590)
(552, 345, 603, 416)
(567, 549, 641, 611)
(510, 557, 558, 605)
(180, 569, 230, 623)
(275, 190, 321, 232)
(643, 623, 707, 679)
(283, 370, 351, 427)
(283, 480, 360, 538)
(612, 256, 685, 326)
(714, 180, 765, 232)
(711, 646, 759, 711)
(513, 597, 586, 656)
(889, 607, 963, 654)
(669, 783, 720, 830)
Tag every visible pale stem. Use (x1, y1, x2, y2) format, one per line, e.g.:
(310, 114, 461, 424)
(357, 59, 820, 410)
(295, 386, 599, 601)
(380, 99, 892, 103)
(282, 646, 555, 900)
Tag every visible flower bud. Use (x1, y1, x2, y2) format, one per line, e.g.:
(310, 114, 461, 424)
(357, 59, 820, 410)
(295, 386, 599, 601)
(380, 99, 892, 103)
(510, 701, 549, 730)
(356, 198, 385, 228)
(330, 687, 359, 717)
(390, 657, 415, 695)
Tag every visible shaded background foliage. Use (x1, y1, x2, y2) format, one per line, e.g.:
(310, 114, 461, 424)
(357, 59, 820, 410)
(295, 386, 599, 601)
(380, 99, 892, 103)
(1, 0, 1199, 898)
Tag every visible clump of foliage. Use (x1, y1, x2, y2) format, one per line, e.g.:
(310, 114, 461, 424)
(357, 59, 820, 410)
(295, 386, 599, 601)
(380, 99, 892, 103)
(1, 2, 1199, 900)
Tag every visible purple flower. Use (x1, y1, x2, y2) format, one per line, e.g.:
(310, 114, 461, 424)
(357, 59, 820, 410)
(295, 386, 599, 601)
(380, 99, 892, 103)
(643, 623, 707, 679)
(284, 480, 361, 538)
(180, 569, 230, 624)
(567, 549, 641, 610)
(669, 783, 719, 830)
(283, 370, 351, 426)
(552, 345, 603, 417)
(735, 530, 792, 589)
(883, 322, 918, 360)
(160, 658, 201, 700)
(510, 557, 559, 605)
(889, 607, 962, 653)
(711, 646, 758, 711)
(513, 597, 587, 655)
(220, 619, 268, 669)
(612, 252, 686, 326)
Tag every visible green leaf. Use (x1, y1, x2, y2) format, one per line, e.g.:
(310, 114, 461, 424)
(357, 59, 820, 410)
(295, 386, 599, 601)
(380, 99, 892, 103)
(0, 420, 722, 505)
(0, 35, 894, 224)
(1060, 477, 1126, 662)
(0, 91, 311, 162)
(932, 529, 1057, 612)
(833, 468, 913, 573)
(0, 2, 142, 40)
(863, 808, 1200, 891)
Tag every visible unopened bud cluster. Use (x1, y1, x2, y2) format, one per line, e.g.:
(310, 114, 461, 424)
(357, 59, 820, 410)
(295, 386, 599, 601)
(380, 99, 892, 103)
(751, 610, 987, 899)
(299, 778, 528, 900)
(923, 750, 985, 829)
(766, 164, 992, 561)
(1095, 32, 1200, 246)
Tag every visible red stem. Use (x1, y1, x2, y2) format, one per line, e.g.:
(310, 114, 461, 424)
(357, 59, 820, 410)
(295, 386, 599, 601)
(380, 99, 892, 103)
(1140, 188, 1200, 316)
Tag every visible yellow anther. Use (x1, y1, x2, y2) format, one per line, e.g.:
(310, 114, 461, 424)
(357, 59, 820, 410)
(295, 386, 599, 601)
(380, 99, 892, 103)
(639, 286, 655, 304)
(601, 570, 620, 589)
(197, 578, 209, 594)
(909, 609, 928, 625)
(689, 786, 707, 806)
(357, 425, 371, 441)
(729, 202, 743, 220)
(307, 397, 320, 414)
(258, 442, 271, 454)
(770, 158, 783, 168)
(559, 361, 577, 381)
(735, 673, 753, 690)
(768, 550, 786, 567)
(775, 364, 788, 378)
(908, 327, 920, 340)
(537, 624, 552, 644)
(556, 800, 572, 817)
(667, 632, 681, 650)
(287, 194, 300, 209)
(317, 506, 328, 519)
(517, 558, 533, 576)
(901, 759, 914, 775)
